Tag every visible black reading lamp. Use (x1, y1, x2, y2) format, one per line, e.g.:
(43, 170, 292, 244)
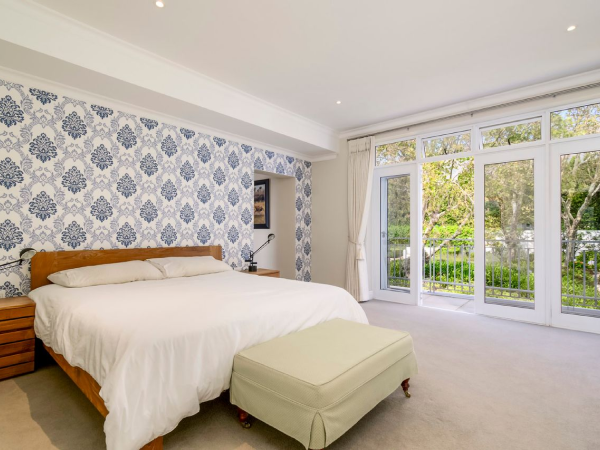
(0, 248, 37, 271)
(245, 234, 275, 272)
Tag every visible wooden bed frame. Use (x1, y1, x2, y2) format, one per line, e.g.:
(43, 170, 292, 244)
(31, 245, 223, 450)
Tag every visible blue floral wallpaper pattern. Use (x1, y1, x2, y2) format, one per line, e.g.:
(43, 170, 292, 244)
(0, 77, 311, 296)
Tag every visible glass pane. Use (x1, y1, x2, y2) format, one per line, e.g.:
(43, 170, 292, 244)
(423, 132, 470, 157)
(383, 175, 410, 290)
(551, 103, 600, 139)
(422, 158, 475, 297)
(376, 139, 416, 166)
(560, 150, 600, 317)
(484, 159, 535, 307)
(480, 119, 541, 148)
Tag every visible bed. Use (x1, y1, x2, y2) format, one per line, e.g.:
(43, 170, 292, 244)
(27, 246, 367, 450)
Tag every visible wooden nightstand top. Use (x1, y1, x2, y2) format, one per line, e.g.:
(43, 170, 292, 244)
(240, 268, 280, 278)
(0, 296, 35, 324)
(0, 296, 35, 310)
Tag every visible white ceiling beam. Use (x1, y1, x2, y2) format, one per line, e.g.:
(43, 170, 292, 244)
(0, 0, 338, 156)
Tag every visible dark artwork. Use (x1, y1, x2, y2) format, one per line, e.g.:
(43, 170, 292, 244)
(254, 179, 270, 229)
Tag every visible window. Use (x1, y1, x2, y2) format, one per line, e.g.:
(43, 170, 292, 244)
(480, 118, 541, 148)
(375, 139, 416, 166)
(551, 103, 600, 139)
(423, 132, 470, 157)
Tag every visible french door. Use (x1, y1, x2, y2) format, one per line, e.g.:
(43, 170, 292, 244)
(372, 164, 419, 304)
(549, 136, 600, 334)
(474, 146, 547, 323)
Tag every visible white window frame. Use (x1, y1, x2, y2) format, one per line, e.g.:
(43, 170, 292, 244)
(474, 145, 547, 324)
(369, 94, 600, 333)
(371, 164, 420, 305)
(548, 135, 600, 334)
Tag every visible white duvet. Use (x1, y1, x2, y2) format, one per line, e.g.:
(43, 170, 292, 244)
(29, 271, 368, 450)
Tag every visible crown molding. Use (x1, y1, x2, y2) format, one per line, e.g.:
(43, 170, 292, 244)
(307, 153, 339, 163)
(0, 0, 338, 155)
(340, 68, 600, 140)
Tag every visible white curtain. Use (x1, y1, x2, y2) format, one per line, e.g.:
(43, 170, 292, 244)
(345, 136, 375, 302)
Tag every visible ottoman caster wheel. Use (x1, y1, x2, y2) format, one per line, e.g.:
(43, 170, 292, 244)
(237, 408, 252, 428)
(401, 378, 411, 398)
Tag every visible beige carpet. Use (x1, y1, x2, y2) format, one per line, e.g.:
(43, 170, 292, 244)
(1, 301, 599, 450)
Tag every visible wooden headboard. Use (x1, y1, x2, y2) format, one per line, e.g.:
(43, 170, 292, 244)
(30, 246, 223, 290)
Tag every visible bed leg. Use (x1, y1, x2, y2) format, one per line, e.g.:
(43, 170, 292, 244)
(401, 378, 411, 398)
(140, 436, 163, 450)
(237, 407, 252, 428)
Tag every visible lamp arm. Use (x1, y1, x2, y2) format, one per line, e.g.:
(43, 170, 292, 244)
(251, 240, 272, 257)
(0, 259, 23, 270)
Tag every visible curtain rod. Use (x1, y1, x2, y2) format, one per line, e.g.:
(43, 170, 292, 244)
(348, 81, 600, 141)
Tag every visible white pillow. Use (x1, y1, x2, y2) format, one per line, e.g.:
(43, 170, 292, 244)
(48, 260, 164, 288)
(146, 256, 232, 278)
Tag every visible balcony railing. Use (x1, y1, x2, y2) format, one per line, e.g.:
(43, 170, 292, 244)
(422, 238, 474, 296)
(386, 237, 410, 289)
(484, 239, 534, 306)
(386, 236, 600, 315)
(562, 239, 600, 316)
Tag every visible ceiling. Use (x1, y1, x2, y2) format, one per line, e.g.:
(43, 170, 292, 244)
(29, 0, 600, 133)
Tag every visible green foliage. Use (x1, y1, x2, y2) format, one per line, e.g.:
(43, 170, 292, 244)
(562, 270, 600, 309)
(427, 225, 474, 239)
(484, 159, 534, 241)
(376, 139, 417, 166)
(423, 133, 471, 157)
(422, 157, 474, 238)
(387, 224, 410, 238)
(551, 103, 600, 139)
(481, 120, 541, 148)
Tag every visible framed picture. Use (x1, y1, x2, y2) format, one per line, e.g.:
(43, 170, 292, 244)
(254, 179, 270, 229)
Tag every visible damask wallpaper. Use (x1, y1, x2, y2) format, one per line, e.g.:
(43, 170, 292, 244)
(0, 77, 311, 297)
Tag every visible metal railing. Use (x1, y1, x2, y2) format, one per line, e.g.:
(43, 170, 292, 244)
(422, 238, 474, 296)
(484, 239, 534, 305)
(386, 236, 600, 315)
(386, 237, 410, 289)
(562, 239, 600, 316)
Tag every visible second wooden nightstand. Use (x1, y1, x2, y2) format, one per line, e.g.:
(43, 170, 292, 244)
(0, 296, 36, 381)
(241, 268, 280, 278)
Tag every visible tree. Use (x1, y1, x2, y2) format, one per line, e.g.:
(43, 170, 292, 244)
(560, 152, 600, 266)
(422, 157, 474, 248)
(551, 104, 600, 139)
(481, 121, 541, 148)
(376, 140, 416, 166)
(483, 160, 534, 261)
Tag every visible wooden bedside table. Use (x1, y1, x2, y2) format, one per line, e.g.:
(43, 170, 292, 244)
(0, 296, 35, 380)
(241, 268, 280, 278)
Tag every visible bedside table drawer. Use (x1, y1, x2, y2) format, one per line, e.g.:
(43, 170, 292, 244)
(0, 328, 35, 345)
(0, 361, 35, 380)
(0, 306, 35, 321)
(0, 317, 34, 333)
(0, 351, 34, 369)
(0, 339, 35, 358)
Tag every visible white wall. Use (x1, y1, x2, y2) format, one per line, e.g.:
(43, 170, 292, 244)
(310, 138, 349, 288)
(253, 172, 296, 279)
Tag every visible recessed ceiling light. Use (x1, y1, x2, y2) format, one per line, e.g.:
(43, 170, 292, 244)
(336, 100, 342, 104)
(567, 25, 576, 31)
(156, 1, 164, 7)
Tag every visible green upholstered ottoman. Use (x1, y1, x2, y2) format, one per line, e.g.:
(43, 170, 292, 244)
(230, 319, 418, 449)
